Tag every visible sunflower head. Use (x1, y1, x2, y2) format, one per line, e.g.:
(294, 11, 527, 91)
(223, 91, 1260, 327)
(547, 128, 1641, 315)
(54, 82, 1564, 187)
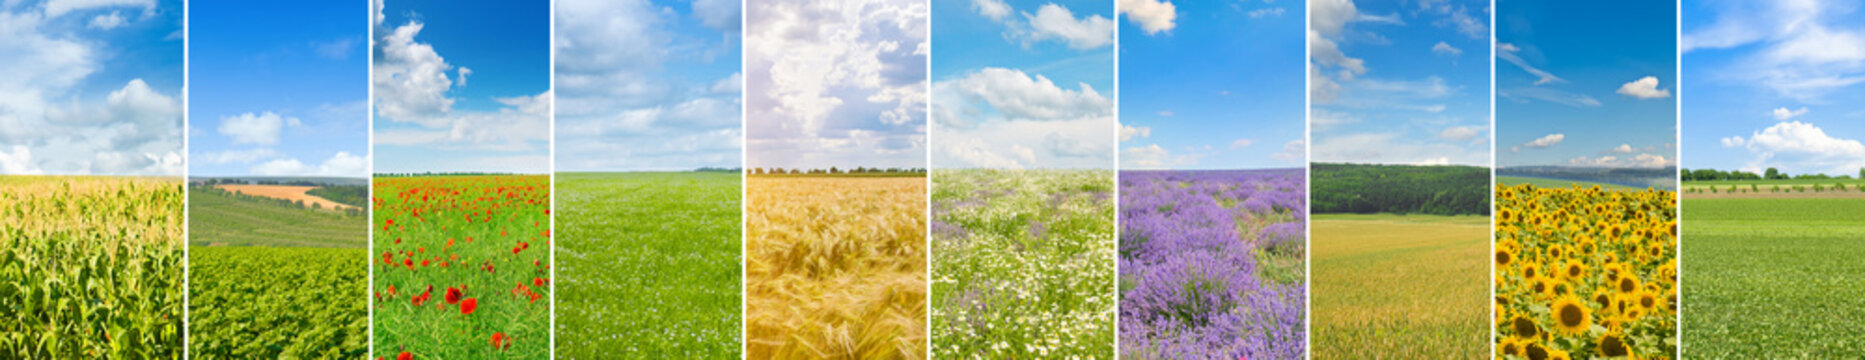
(1549, 348, 1572, 360)
(1511, 314, 1540, 338)
(1561, 259, 1587, 281)
(1524, 341, 1551, 360)
(1551, 294, 1592, 337)
(1597, 331, 1633, 358)
(1497, 247, 1516, 267)
(1636, 289, 1660, 312)
(1615, 274, 1640, 294)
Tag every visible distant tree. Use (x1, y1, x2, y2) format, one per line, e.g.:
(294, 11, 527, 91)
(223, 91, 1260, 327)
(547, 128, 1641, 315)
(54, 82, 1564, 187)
(830, 166, 839, 174)
(1766, 167, 1784, 180)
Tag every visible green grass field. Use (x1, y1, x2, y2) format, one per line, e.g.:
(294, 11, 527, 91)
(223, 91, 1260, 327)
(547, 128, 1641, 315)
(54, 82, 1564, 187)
(1312, 214, 1488, 359)
(1684, 197, 1865, 357)
(188, 186, 367, 247)
(187, 185, 367, 358)
(556, 172, 741, 359)
(1498, 175, 1646, 190)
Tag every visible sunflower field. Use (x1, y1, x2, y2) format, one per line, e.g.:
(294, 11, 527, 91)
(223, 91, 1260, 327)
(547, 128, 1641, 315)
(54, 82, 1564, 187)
(1493, 184, 1676, 360)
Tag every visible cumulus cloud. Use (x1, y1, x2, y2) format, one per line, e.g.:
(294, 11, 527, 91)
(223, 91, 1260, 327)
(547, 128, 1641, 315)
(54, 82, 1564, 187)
(1119, 123, 1150, 141)
(1722, 121, 1865, 175)
(1118, 0, 1176, 35)
(1612, 144, 1636, 153)
(1022, 4, 1115, 50)
(373, 9, 550, 172)
(1771, 107, 1808, 120)
(1439, 125, 1483, 142)
(1431, 41, 1462, 56)
(0, 1, 180, 175)
(88, 11, 125, 29)
(935, 67, 1113, 127)
(1683, 1, 1865, 100)
(1616, 76, 1672, 99)
(217, 112, 300, 146)
(972, 0, 1011, 21)
(933, 67, 1113, 169)
(1522, 133, 1565, 149)
(746, 0, 927, 170)
(251, 151, 368, 177)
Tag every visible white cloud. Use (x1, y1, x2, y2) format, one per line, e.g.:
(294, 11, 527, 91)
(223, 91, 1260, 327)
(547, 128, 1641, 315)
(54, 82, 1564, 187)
(1500, 87, 1602, 107)
(972, 0, 1011, 21)
(1229, 138, 1253, 149)
(218, 112, 299, 146)
(1309, 108, 1356, 131)
(1771, 107, 1809, 120)
(1498, 42, 1562, 85)
(1722, 121, 1865, 175)
(373, 21, 456, 126)
(1119, 123, 1150, 141)
(933, 66, 1113, 169)
(1272, 139, 1304, 163)
(746, 0, 927, 169)
(1615, 76, 1672, 99)
(1568, 154, 1674, 168)
(1310, 0, 1357, 36)
(1438, 125, 1483, 142)
(1247, 7, 1284, 19)
(711, 72, 743, 94)
(374, 14, 551, 169)
(1120, 144, 1173, 169)
(250, 152, 367, 177)
(1309, 30, 1366, 76)
(935, 67, 1112, 126)
(199, 148, 279, 165)
(1023, 3, 1115, 50)
(1118, 0, 1176, 35)
(1683, 1, 1865, 100)
(1612, 144, 1636, 153)
(1431, 41, 1462, 56)
(692, 0, 742, 32)
(43, 0, 153, 18)
(88, 11, 125, 29)
(0, 146, 43, 174)
(1523, 133, 1565, 149)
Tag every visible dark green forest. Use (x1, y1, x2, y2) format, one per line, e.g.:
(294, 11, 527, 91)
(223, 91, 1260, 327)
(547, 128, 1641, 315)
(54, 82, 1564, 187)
(1312, 163, 1490, 216)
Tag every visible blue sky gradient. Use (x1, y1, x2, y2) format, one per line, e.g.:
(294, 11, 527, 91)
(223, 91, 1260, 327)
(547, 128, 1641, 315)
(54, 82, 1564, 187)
(1683, 0, 1865, 176)
(191, 0, 367, 178)
(931, 0, 1116, 169)
(1311, 0, 1491, 167)
(1121, 0, 1304, 170)
(1496, 0, 1676, 169)
(555, 0, 741, 172)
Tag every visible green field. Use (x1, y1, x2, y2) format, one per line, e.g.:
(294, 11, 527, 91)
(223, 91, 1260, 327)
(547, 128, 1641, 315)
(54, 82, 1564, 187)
(556, 172, 742, 359)
(1312, 214, 1488, 359)
(187, 186, 367, 247)
(1497, 175, 1646, 190)
(1684, 197, 1865, 357)
(187, 184, 367, 359)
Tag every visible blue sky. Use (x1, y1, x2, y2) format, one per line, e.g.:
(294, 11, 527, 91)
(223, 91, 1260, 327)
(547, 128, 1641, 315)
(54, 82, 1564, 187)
(191, 1, 366, 178)
(555, 0, 740, 172)
(373, 0, 550, 174)
(1683, 0, 1865, 177)
(1120, 0, 1303, 170)
(0, 0, 184, 175)
(930, 0, 1115, 169)
(1496, 0, 1676, 168)
(1311, 0, 1490, 167)
(744, 0, 927, 171)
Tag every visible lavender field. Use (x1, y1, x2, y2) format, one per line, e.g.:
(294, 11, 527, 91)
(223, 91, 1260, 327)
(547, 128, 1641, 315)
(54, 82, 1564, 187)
(931, 169, 1117, 358)
(1119, 169, 1307, 360)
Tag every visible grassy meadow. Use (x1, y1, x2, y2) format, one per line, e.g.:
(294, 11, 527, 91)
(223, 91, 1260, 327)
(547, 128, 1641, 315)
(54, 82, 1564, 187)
(556, 172, 741, 358)
(0, 176, 184, 358)
(1312, 214, 1488, 358)
(1684, 196, 1865, 356)
(931, 169, 1115, 358)
(187, 184, 368, 359)
(746, 175, 927, 359)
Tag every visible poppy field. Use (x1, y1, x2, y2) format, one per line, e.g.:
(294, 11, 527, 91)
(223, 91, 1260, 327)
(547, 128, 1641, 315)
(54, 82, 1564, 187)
(1118, 170, 1306, 360)
(930, 169, 1116, 358)
(556, 172, 742, 358)
(1494, 183, 1677, 359)
(746, 175, 926, 359)
(0, 176, 184, 358)
(373, 175, 551, 359)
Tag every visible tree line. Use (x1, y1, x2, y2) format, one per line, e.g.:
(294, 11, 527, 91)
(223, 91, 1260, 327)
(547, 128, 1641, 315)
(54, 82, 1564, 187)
(1681, 167, 1864, 181)
(1312, 163, 1490, 216)
(192, 184, 365, 217)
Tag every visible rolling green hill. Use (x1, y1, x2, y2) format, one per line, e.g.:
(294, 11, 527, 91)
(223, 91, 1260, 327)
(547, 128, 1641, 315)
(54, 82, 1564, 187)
(1497, 175, 1645, 191)
(187, 186, 366, 247)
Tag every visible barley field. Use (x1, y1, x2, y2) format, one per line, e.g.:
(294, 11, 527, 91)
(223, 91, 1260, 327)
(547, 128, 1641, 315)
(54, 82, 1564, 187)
(1312, 214, 1488, 359)
(746, 175, 927, 359)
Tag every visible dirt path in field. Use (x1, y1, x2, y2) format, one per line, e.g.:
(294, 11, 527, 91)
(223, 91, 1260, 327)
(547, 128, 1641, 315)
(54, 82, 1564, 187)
(214, 184, 357, 211)
(1685, 191, 1865, 199)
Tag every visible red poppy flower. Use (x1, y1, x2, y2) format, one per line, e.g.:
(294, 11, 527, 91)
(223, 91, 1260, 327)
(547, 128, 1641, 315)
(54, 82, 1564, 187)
(543, 229, 551, 238)
(420, 259, 430, 267)
(398, 351, 412, 360)
(490, 332, 510, 350)
(533, 277, 545, 287)
(460, 298, 478, 315)
(404, 258, 414, 269)
(394, 238, 401, 244)
(511, 246, 520, 254)
(446, 287, 462, 304)
(382, 252, 392, 263)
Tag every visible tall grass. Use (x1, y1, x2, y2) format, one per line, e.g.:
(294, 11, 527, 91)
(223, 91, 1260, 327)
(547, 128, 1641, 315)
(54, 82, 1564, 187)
(746, 176, 927, 359)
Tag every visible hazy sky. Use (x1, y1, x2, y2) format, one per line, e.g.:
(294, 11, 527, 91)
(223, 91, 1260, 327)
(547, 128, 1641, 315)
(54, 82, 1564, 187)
(192, 1, 367, 178)
(1683, 0, 1865, 176)
(744, 0, 928, 170)
(1496, 0, 1676, 168)
(1121, 0, 1304, 170)
(0, 0, 184, 175)
(555, 0, 742, 172)
(372, 0, 550, 174)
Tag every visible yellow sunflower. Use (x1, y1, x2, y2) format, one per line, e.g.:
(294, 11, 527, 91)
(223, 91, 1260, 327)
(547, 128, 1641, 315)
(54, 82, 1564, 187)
(1597, 331, 1634, 358)
(1635, 289, 1661, 313)
(1510, 314, 1540, 338)
(1550, 294, 1591, 337)
(1497, 246, 1516, 267)
(1614, 273, 1641, 294)
(1560, 259, 1587, 281)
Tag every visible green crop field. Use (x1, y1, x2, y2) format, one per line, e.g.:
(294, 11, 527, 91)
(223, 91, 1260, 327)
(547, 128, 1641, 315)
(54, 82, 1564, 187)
(187, 184, 367, 359)
(1312, 214, 1488, 359)
(555, 172, 741, 359)
(1681, 179, 1865, 193)
(188, 186, 367, 247)
(0, 176, 184, 358)
(1684, 197, 1865, 357)
(1498, 175, 1646, 191)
